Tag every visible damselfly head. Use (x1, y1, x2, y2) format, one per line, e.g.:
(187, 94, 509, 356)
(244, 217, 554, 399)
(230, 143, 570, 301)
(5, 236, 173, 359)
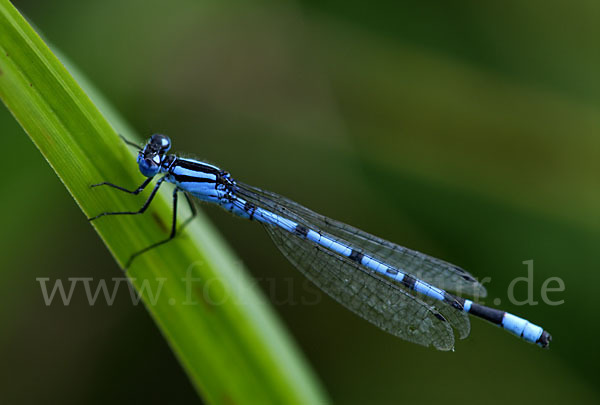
(137, 134, 172, 177)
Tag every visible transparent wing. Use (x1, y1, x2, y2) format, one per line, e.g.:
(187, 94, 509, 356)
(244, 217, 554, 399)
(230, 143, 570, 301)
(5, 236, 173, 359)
(234, 182, 472, 348)
(265, 224, 457, 350)
(236, 182, 486, 297)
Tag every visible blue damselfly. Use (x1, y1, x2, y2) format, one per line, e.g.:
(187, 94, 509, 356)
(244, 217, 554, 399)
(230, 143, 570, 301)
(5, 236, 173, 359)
(89, 134, 552, 350)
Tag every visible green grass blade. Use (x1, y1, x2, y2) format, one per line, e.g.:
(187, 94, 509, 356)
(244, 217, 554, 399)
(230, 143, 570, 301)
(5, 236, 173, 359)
(0, 1, 327, 403)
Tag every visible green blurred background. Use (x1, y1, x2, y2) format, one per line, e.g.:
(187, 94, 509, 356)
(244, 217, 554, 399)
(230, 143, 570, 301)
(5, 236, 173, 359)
(1, 0, 598, 403)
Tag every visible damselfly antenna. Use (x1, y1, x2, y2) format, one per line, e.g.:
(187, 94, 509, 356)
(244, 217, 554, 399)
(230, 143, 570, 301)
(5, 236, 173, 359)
(119, 134, 143, 150)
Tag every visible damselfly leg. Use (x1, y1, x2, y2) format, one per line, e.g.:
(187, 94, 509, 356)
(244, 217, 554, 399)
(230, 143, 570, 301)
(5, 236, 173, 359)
(123, 186, 179, 267)
(89, 175, 198, 267)
(88, 176, 166, 221)
(90, 176, 153, 195)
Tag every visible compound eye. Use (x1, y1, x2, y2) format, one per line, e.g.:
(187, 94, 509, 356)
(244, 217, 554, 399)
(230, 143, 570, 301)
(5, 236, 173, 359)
(159, 136, 171, 151)
(150, 134, 171, 152)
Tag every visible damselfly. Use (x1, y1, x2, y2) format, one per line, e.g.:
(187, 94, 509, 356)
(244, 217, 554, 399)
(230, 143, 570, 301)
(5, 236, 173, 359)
(89, 134, 552, 351)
